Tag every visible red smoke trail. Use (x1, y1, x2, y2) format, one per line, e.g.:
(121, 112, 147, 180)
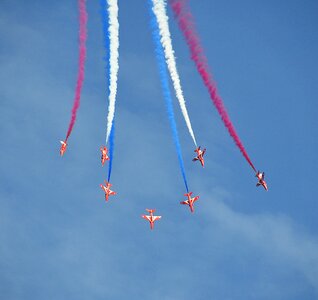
(169, 0, 256, 172)
(65, 0, 88, 141)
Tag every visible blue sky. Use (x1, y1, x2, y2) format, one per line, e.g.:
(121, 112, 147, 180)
(0, 0, 317, 299)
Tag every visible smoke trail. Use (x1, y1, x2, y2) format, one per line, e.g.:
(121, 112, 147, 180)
(107, 123, 115, 181)
(100, 0, 118, 181)
(170, 0, 256, 172)
(100, 0, 110, 92)
(148, 0, 189, 192)
(65, 0, 87, 141)
(105, 0, 119, 144)
(151, 0, 197, 148)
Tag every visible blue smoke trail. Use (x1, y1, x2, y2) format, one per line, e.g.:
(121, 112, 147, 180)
(100, 0, 110, 91)
(148, 0, 189, 192)
(107, 122, 115, 182)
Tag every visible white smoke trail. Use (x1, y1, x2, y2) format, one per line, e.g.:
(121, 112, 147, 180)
(106, 0, 119, 144)
(151, 0, 197, 147)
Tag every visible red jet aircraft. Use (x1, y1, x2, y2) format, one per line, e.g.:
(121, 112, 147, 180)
(100, 181, 116, 201)
(100, 146, 110, 166)
(193, 146, 206, 167)
(180, 192, 199, 213)
(141, 209, 161, 230)
(60, 140, 67, 156)
(256, 171, 268, 191)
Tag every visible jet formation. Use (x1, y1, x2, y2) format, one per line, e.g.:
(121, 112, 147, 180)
(59, 142, 267, 229)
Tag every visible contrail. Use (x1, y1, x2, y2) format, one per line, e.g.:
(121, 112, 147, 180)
(170, 0, 256, 172)
(149, 0, 189, 192)
(65, 0, 87, 141)
(105, 0, 119, 144)
(151, 0, 197, 148)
